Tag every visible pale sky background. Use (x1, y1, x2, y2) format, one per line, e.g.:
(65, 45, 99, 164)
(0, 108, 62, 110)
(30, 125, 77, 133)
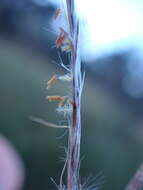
(76, 0, 143, 60)
(35, 0, 143, 60)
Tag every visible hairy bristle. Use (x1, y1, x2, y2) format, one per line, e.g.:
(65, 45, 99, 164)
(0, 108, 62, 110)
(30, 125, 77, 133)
(56, 104, 72, 117)
(58, 74, 72, 82)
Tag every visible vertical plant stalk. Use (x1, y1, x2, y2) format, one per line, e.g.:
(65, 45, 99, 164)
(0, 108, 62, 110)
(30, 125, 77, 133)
(66, 0, 83, 189)
(125, 163, 143, 190)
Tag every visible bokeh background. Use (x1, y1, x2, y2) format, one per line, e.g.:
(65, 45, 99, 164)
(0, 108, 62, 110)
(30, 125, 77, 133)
(0, 0, 143, 189)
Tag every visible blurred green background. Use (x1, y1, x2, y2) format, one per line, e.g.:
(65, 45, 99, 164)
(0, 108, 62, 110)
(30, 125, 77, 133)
(0, 1, 143, 190)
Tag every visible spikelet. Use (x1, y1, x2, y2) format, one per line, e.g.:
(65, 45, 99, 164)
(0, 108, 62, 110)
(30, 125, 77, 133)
(46, 95, 65, 102)
(53, 8, 62, 20)
(56, 104, 72, 117)
(58, 74, 72, 82)
(47, 74, 57, 89)
(46, 96, 67, 107)
(56, 27, 72, 52)
(56, 29, 68, 48)
(56, 34, 66, 48)
(61, 37, 72, 53)
(56, 97, 73, 117)
(47, 73, 72, 89)
(61, 44, 72, 53)
(58, 97, 66, 107)
(67, 99, 74, 105)
(59, 27, 68, 35)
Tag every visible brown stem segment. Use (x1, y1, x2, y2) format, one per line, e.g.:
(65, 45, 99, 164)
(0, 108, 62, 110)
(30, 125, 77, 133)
(66, 1, 82, 189)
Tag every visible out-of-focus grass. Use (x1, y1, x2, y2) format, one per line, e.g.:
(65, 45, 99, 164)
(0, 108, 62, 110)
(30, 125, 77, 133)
(0, 38, 143, 190)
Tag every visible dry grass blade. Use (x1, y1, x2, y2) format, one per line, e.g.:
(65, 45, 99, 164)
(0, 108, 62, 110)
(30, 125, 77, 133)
(29, 116, 68, 129)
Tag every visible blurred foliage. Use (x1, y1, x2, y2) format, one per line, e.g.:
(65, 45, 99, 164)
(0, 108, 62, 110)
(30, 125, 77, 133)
(0, 39, 143, 190)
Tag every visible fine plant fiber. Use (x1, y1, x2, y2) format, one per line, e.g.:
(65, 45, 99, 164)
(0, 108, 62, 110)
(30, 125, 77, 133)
(48, 0, 86, 189)
(30, 0, 143, 189)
